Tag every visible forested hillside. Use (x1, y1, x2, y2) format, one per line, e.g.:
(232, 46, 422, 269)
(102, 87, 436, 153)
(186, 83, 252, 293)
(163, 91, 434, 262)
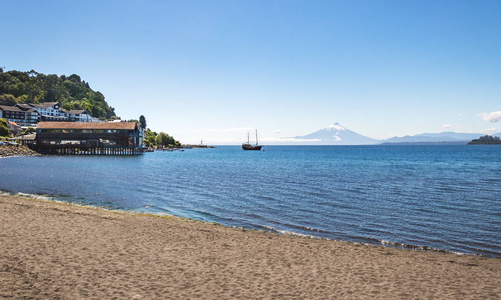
(468, 135, 501, 145)
(0, 69, 117, 120)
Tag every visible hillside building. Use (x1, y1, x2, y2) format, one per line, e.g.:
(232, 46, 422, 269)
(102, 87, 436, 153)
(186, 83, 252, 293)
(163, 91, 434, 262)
(1, 102, 101, 128)
(0, 105, 40, 127)
(24, 102, 101, 123)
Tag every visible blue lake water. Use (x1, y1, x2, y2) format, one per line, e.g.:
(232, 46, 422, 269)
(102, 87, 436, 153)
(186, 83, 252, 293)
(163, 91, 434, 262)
(1, 145, 500, 257)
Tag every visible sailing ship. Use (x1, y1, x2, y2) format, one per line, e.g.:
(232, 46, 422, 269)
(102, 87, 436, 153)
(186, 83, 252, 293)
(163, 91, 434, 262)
(242, 130, 262, 150)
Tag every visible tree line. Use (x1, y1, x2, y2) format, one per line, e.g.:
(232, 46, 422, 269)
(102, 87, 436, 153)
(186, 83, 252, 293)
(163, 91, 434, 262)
(144, 129, 181, 148)
(136, 115, 181, 148)
(468, 135, 501, 145)
(0, 69, 117, 120)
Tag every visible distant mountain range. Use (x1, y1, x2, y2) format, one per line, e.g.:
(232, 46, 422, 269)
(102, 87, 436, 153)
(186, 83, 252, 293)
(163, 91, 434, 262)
(383, 132, 481, 144)
(290, 123, 501, 145)
(382, 131, 500, 144)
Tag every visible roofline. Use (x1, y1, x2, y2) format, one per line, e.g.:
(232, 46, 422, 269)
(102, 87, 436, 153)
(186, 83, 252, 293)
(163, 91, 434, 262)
(37, 121, 140, 130)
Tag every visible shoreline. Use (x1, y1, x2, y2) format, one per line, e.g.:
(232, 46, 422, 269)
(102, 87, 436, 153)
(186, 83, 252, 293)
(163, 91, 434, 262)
(0, 145, 41, 158)
(0, 190, 489, 258)
(1, 194, 500, 299)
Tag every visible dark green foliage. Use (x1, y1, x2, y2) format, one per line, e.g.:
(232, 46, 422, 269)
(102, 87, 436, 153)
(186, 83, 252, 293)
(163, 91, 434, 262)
(143, 129, 181, 148)
(0, 118, 10, 137)
(144, 129, 157, 147)
(468, 135, 501, 145)
(0, 94, 16, 105)
(0, 70, 116, 120)
(156, 132, 180, 147)
(143, 129, 180, 148)
(139, 115, 146, 130)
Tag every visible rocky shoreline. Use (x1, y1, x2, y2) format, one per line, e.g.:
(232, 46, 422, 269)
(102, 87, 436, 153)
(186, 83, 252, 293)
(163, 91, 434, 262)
(0, 145, 42, 157)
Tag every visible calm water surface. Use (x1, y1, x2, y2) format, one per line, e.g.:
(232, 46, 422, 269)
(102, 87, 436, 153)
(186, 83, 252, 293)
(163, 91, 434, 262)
(1, 145, 500, 257)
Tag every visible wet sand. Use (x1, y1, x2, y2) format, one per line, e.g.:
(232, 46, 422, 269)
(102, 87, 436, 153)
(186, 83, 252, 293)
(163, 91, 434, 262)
(1, 194, 500, 299)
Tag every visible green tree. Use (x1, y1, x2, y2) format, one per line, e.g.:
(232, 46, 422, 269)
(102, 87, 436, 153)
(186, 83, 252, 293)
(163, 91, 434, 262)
(155, 132, 169, 146)
(68, 74, 81, 83)
(139, 115, 146, 130)
(155, 132, 180, 147)
(0, 94, 16, 105)
(0, 118, 10, 137)
(143, 129, 157, 147)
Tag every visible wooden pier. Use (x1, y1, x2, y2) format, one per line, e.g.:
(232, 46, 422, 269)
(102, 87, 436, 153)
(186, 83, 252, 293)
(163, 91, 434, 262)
(36, 145, 144, 156)
(33, 121, 145, 156)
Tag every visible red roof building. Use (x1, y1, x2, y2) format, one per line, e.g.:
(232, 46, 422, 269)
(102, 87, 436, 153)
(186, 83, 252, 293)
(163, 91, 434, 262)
(35, 122, 144, 154)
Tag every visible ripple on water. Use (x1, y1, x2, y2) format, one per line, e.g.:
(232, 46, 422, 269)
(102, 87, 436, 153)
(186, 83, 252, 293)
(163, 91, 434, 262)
(0, 145, 500, 257)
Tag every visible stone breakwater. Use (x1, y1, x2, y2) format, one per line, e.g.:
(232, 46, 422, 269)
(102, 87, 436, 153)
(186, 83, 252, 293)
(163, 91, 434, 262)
(0, 145, 41, 157)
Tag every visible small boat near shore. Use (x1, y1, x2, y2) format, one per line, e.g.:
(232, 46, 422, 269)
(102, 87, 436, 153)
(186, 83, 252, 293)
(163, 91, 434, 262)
(242, 130, 262, 151)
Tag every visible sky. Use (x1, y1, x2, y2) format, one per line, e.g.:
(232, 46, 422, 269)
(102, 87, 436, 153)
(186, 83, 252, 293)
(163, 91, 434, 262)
(1, 0, 500, 144)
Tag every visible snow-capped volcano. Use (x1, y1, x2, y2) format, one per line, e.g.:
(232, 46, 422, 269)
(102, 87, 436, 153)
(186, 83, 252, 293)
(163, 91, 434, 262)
(326, 123, 348, 131)
(293, 122, 379, 145)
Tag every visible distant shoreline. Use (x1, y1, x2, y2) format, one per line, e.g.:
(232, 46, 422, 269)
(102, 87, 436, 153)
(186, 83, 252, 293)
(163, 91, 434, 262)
(205, 143, 470, 146)
(379, 141, 468, 145)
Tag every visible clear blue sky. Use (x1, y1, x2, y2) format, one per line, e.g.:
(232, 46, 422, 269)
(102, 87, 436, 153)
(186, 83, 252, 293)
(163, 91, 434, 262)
(2, 0, 500, 144)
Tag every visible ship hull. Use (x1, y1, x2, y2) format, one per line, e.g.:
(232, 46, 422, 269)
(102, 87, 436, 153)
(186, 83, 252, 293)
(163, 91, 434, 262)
(242, 144, 262, 150)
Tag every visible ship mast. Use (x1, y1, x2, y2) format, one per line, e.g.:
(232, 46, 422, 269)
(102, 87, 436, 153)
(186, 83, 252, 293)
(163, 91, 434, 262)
(255, 129, 258, 145)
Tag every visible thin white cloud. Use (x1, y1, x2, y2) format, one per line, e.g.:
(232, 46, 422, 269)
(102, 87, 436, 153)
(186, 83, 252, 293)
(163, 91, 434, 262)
(272, 129, 283, 134)
(482, 128, 500, 134)
(477, 111, 501, 123)
(196, 127, 254, 133)
(441, 124, 460, 131)
(260, 137, 322, 143)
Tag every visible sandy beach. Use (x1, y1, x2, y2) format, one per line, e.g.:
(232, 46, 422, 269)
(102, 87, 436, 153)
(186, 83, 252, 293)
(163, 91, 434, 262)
(1, 194, 500, 299)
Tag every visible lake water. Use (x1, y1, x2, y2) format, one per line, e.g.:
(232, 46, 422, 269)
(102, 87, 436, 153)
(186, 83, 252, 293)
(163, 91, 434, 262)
(1, 145, 500, 257)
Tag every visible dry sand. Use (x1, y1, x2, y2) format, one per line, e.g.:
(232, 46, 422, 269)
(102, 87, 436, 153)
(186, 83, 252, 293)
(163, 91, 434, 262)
(1, 194, 500, 299)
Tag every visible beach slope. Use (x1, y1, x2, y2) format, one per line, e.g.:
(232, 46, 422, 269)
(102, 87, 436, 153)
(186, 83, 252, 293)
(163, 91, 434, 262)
(1, 195, 500, 299)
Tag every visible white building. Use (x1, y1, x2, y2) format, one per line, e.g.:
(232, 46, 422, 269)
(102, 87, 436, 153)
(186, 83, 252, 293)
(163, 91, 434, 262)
(23, 102, 101, 123)
(66, 110, 101, 122)
(27, 102, 68, 121)
(1, 105, 40, 127)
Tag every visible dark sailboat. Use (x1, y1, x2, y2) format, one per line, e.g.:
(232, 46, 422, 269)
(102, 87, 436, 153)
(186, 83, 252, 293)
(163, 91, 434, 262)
(242, 130, 262, 150)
